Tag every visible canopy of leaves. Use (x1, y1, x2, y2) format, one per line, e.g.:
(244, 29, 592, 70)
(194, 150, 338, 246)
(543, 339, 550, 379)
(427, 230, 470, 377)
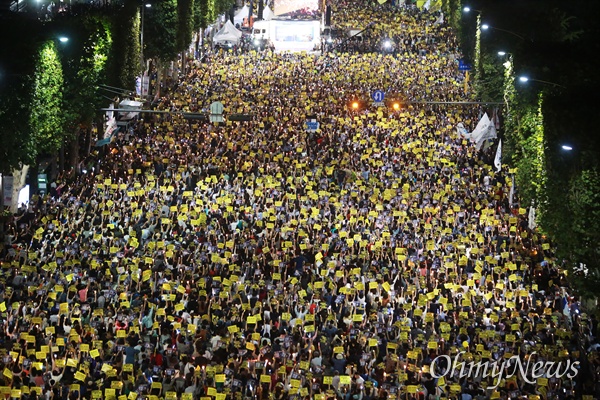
(30, 41, 65, 156)
(0, 15, 44, 172)
(58, 15, 113, 135)
(106, 0, 140, 89)
(177, 0, 195, 53)
(144, 0, 179, 62)
(194, 0, 235, 30)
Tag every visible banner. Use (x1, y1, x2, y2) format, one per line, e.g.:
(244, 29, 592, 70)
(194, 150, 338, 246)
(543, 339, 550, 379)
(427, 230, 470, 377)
(494, 139, 502, 172)
(528, 206, 536, 230)
(470, 113, 497, 151)
(509, 175, 515, 208)
(456, 122, 469, 139)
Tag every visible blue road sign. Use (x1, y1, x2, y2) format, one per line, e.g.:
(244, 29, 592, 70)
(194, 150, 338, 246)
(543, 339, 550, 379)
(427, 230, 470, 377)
(458, 59, 472, 71)
(372, 90, 385, 102)
(305, 121, 320, 132)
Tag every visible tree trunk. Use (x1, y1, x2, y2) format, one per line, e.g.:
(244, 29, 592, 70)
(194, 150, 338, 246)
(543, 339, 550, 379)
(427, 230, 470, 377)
(50, 152, 59, 182)
(59, 143, 65, 178)
(155, 59, 162, 99)
(8, 165, 29, 213)
(86, 124, 95, 157)
(69, 127, 81, 175)
(30, 160, 39, 197)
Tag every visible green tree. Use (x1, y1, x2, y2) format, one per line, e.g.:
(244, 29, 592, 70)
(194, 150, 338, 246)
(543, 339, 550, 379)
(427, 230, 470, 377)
(30, 40, 65, 156)
(194, 0, 211, 30)
(0, 80, 34, 173)
(177, 0, 195, 53)
(107, 0, 140, 90)
(61, 16, 113, 170)
(177, 0, 195, 74)
(565, 169, 600, 294)
(144, 0, 179, 62)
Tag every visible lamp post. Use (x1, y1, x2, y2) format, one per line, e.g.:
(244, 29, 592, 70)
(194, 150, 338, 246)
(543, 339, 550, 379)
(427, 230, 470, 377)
(481, 24, 526, 41)
(497, 51, 514, 106)
(518, 76, 564, 89)
(140, 3, 151, 74)
(463, 7, 482, 96)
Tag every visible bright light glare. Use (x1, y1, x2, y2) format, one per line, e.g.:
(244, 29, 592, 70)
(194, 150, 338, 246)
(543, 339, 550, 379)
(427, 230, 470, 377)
(145, 3, 151, 7)
(59, 37, 69, 43)
(481, 24, 489, 30)
(497, 51, 506, 56)
(393, 103, 400, 110)
(463, 6, 470, 12)
(352, 102, 359, 109)
(562, 145, 573, 151)
(383, 40, 391, 49)
(254, 39, 259, 45)
(519, 76, 529, 82)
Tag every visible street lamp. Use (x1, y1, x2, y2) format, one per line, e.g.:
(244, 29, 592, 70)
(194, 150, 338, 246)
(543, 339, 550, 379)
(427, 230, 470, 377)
(463, 6, 482, 13)
(58, 36, 69, 43)
(463, 7, 483, 92)
(481, 24, 526, 41)
(518, 76, 564, 88)
(561, 145, 573, 151)
(140, 3, 151, 73)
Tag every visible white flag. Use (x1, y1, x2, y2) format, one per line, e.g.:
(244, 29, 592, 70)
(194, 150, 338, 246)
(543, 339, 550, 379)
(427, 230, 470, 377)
(423, 0, 431, 10)
(470, 113, 497, 151)
(456, 122, 470, 139)
(528, 206, 536, 230)
(435, 12, 444, 24)
(492, 108, 501, 130)
(494, 139, 502, 172)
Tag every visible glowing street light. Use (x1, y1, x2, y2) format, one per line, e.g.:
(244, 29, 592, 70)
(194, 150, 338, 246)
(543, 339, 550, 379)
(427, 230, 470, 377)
(58, 36, 69, 43)
(463, 6, 482, 13)
(145, 3, 151, 7)
(481, 24, 526, 40)
(519, 76, 564, 88)
(497, 51, 506, 56)
(561, 145, 573, 151)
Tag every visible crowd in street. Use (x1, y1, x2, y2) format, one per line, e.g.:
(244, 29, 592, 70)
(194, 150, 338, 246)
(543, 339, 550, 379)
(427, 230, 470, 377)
(1, 1, 598, 400)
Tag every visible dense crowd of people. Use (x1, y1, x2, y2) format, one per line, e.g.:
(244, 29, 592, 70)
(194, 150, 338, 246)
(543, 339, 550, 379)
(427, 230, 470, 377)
(1, 1, 599, 400)
(326, 2, 453, 55)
